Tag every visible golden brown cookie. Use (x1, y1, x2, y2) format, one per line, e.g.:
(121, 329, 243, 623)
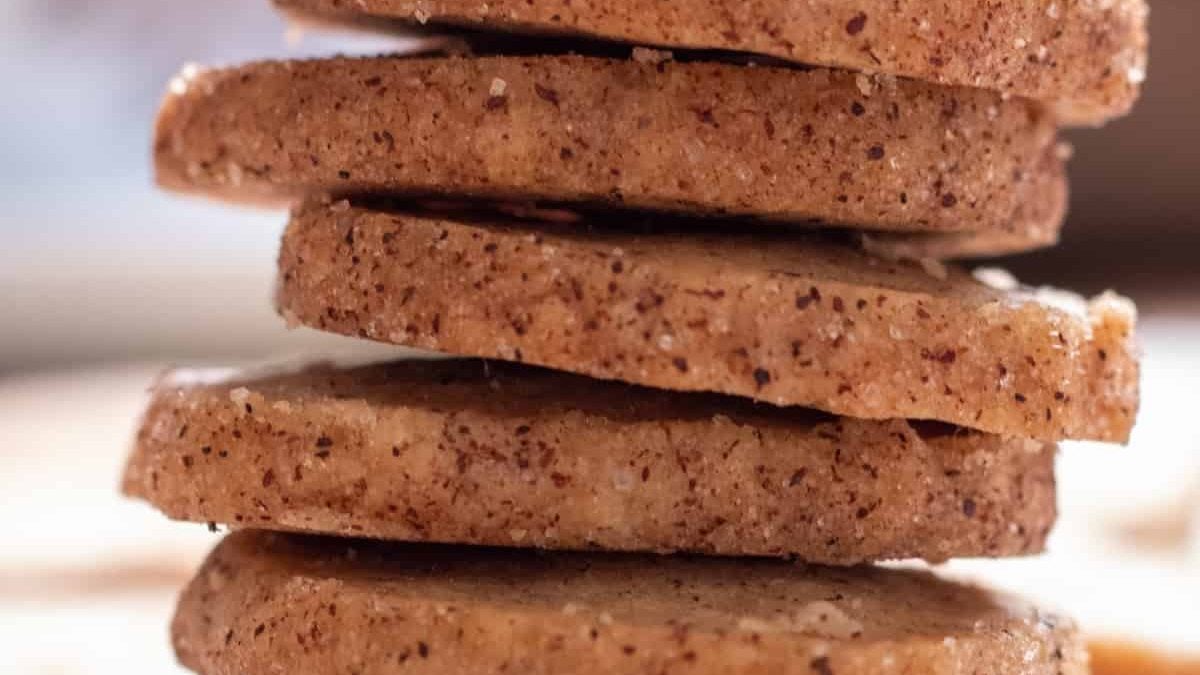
(122, 359, 1057, 564)
(173, 530, 1089, 675)
(276, 200, 1139, 442)
(155, 54, 1065, 251)
(272, 0, 1148, 125)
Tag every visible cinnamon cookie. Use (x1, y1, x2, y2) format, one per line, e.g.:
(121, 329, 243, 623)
(172, 530, 1088, 675)
(273, 0, 1147, 125)
(123, 359, 1056, 564)
(275, 200, 1139, 442)
(156, 54, 1064, 251)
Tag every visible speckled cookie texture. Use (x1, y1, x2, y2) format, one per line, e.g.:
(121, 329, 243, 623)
(276, 200, 1140, 442)
(122, 359, 1057, 564)
(155, 53, 1066, 250)
(272, 0, 1147, 126)
(173, 530, 1089, 675)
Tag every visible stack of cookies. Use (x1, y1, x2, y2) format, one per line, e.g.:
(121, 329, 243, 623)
(125, 1, 1148, 672)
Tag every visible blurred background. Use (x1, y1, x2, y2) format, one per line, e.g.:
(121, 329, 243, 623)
(0, 0, 1196, 672)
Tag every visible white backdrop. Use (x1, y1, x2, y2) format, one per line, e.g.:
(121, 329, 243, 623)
(0, 0, 413, 370)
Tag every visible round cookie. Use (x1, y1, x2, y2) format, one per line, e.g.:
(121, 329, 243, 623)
(123, 359, 1057, 564)
(275, 200, 1139, 442)
(173, 530, 1089, 675)
(273, 0, 1148, 126)
(156, 54, 1065, 249)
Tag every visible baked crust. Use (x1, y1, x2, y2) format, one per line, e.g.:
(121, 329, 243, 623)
(274, 200, 1139, 442)
(123, 359, 1056, 564)
(272, 0, 1148, 125)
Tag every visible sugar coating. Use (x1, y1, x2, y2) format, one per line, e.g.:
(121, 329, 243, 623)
(275, 201, 1139, 442)
(271, 0, 1148, 125)
(122, 359, 1057, 564)
(171, 530, 1089, 675)
(154, 53, 1064, 249)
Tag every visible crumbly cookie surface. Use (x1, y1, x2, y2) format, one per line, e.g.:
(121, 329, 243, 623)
(273, 0, 1148, 125)
(155, 54, 1064, 248)
(172, 530, 1089, 675)
(276, 201, 1139, 441)
(123, 359, 1056, 564)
